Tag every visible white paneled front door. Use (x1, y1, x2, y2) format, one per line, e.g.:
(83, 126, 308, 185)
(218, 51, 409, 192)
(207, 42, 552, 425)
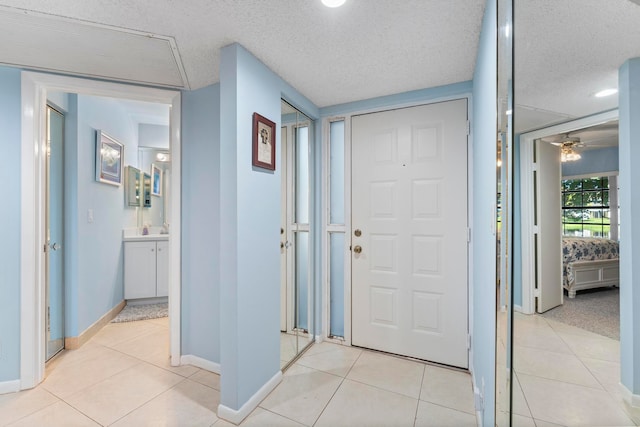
(351, 100, 469, 368)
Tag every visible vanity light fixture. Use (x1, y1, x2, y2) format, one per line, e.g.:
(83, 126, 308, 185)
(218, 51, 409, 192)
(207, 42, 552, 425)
(156, 152, 171, 162)
(321, 0, 346, 7)
(594, 88, 618, 98)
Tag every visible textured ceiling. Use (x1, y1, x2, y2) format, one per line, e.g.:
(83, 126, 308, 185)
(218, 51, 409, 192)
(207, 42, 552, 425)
(514, 0, 640, 132)
(0, 0, 485, 108)
(2, 0, 638, 129)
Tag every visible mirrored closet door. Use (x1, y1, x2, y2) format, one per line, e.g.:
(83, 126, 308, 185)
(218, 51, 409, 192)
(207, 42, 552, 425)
(280, 99, 315, 369)
(496, 0, 514, 424)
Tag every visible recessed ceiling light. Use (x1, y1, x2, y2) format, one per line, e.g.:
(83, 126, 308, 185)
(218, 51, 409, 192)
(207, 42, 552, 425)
(322, 0, 346, 7)
(594, 88, 618, 98)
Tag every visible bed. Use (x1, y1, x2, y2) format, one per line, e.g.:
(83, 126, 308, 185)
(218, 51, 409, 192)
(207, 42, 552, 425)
(562, 237, 619, 298)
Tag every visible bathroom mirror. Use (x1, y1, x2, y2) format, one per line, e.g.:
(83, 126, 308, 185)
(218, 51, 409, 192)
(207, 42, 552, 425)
(125, 166, 141, 207)
(138, 147, 171, 229)
(496, 0, 514, 425)
(280, 99, 315, 369)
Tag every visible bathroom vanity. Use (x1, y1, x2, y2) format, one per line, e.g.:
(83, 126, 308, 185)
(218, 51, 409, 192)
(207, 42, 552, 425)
(123, 232, 169, 300)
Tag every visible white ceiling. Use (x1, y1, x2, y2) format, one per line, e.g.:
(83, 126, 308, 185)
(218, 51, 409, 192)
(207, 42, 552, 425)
(0, 0, 485, 108)
(1, 0, 638, 132)
(514, 0, 640, 133)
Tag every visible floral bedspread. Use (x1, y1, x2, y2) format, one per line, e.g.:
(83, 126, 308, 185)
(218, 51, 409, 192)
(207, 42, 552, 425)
(562, 237, 619, 285)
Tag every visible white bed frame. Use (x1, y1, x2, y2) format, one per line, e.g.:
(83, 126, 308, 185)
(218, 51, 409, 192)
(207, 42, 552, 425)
(565, 258, 620, 298)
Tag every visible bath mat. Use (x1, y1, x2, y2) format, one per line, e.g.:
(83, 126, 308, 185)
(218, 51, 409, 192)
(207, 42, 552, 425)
(111, 303, 168, 323)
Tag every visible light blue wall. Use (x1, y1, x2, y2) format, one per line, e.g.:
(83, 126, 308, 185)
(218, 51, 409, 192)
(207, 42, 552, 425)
(618, 58, 640, 397)
(321, 81, 473, 117)
(219, 43, 319, 410)
(181, 84, 221, 363)
(562, 146, 619, 177)
(472, 0, 497, 425)
(139, 124, 170, 149)
(70, 95, 138, 335)
(0, 66, 22, 382)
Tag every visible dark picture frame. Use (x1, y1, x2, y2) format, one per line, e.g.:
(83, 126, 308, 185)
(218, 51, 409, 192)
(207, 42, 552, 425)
(252, 112, 276, 171)
(95, 130, 124, 186)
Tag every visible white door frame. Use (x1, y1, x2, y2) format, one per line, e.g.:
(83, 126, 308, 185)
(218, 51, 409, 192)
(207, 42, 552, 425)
(321, 94, 473, 369)
(518, 109, 618, 314)
(20, 71, 182, 389)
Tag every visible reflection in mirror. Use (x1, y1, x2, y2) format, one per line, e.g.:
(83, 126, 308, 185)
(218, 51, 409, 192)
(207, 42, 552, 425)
(137, 147, 171, 231)
(280, 99, 315, 369)
(125, 166, 141, 207)
(496, 0, 513, 425)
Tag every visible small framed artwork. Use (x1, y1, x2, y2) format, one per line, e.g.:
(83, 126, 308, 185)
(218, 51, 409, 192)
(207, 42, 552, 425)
(151, 163, 162, 196)
(252, 112, 276, 171)
(95, 131, 124, 186)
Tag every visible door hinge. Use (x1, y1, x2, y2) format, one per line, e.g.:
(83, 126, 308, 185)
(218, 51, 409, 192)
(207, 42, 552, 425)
(467, 334, 471, 350)
(466, 120, 471, 136)
(47, 306, 51, 332)
(467, 227, 471, 243)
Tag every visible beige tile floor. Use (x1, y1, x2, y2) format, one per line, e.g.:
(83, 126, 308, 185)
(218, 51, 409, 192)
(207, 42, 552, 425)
(0, 317, 476, 427)
(512, 313, 640, 427)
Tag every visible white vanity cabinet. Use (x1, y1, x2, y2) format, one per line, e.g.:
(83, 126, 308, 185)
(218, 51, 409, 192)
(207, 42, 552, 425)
(124, 238, 169, 299)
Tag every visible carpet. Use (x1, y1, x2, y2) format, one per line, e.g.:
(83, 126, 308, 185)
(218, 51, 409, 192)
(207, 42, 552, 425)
(111, 303, 168, 323)
(541, 287, 619, 340)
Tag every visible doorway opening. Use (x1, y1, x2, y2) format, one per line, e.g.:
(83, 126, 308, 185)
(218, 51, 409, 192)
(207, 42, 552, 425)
(20, 71, 182, 390)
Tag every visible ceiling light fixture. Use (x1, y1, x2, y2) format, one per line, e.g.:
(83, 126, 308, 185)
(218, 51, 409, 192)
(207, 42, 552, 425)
(561, 146, 581, 162)
(321, 0, 346, 7)
(594, 88, 618, 98)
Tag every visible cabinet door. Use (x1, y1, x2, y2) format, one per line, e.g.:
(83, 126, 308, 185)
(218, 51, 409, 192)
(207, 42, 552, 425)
(156, 240, 169, 297)
(124, 242, 157, 299)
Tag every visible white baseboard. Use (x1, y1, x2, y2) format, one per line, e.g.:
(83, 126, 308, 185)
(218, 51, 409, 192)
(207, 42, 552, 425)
(180, 355, 220, 374)
(621, 382, 640, 408)
(514, 304, 523, 313)
(66, 300, 126, 349)
(0, 380, 21, 395)
(217, 371, 282, 425)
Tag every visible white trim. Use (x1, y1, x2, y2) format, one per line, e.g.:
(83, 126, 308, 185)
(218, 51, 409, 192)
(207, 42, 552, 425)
(169, 92, 182, 366)
(217, 371, 283, 425)
(343, 115, 353, 346)
(519, 110, 619, 316)
(513, 304, 523, 313)
(20, 71, 182, 389)
(0, 380, 21, 395)
(563, 171, 619, 180)
(180, 355, 221, 374)
(621, 382, 640, 408)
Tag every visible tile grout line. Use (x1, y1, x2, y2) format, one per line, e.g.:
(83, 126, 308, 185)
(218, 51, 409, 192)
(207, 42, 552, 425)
(413, 364, 427, 427)
(309, 349, 364, 426)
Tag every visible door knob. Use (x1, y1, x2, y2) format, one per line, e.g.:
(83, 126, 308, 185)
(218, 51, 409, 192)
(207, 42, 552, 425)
(354, 229, 362, 237)
(353, 245, 362, 254)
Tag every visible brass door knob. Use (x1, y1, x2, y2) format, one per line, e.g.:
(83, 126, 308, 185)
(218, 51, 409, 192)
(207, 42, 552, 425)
(354, 229, 362, 237)
(353, 245, 362, 254)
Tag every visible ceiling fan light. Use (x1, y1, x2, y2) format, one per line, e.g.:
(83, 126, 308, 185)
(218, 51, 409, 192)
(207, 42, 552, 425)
(561, 149, 581, 162)
(321, 0, 346, 7)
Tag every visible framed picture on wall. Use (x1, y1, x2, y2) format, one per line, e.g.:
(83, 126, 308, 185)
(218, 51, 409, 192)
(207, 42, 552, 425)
(151, 163, 162, 196)
(252, 112, 276, 171)
(95, 130, 124, 186)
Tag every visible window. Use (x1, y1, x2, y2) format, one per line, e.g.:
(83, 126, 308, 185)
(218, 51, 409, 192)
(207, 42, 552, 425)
(561, 177, 610, 238)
